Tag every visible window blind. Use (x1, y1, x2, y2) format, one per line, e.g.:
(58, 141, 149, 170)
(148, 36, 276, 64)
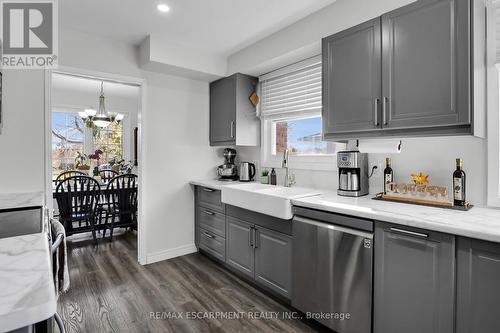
(259, 56, 322, 118)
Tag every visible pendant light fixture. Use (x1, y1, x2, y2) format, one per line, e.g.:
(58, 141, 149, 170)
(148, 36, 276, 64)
(92, 82, 112, 128)
(78, 81, 125, 128)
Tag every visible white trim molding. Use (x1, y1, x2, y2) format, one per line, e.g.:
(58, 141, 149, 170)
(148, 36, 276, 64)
(45, 66, 148, 265)
(260, 112, 345, 171)
(146, 244, 198, 265)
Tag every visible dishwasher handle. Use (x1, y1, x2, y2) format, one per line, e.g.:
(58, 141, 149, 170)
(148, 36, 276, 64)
(293, 216, 374, 239)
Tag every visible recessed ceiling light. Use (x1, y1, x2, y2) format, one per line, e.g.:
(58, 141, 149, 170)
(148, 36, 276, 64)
(157, 4, 170, 13)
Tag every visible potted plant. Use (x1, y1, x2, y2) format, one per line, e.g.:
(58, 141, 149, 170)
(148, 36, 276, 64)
(260, 169, 269, 184)
(120, 160, 135, 174)
(88, 149, 103, 177)
(108, 156, 124, 173)
(74, 152, 90, 172)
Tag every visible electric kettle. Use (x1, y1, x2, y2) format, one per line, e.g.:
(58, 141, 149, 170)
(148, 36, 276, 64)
(239, 162, 256, 182)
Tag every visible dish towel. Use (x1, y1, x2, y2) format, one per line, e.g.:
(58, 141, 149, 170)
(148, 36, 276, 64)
(51, 219, 70, 295)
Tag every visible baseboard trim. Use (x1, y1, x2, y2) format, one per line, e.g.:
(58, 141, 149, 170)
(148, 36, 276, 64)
(146, 243, 198, 264)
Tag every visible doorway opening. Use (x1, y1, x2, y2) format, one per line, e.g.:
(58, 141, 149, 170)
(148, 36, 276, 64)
(45, 70, 145, 263)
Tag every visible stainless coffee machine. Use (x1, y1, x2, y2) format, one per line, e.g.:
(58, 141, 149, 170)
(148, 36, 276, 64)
(217, 148, 238, 180)
(337, 151, 369, 197)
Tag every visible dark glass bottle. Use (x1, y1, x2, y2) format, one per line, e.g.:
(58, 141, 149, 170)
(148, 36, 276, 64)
(270, 168, 277, 185)
(453, 158, 466, 206)
(383, 157, 393, 194)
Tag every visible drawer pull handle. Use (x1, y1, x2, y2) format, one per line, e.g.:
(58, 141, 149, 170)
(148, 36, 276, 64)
(202, 188, 214, 192)
(203, 231, 215, 239)
(390, 227, 428, 238)
(204, 210, 215, 216)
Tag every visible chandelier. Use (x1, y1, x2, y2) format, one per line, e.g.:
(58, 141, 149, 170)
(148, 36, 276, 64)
(78, 82, 124, 128)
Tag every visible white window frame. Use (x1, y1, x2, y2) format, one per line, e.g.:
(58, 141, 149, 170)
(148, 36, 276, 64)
(52, 105, 131, 162)
(261, 110, 344, 171)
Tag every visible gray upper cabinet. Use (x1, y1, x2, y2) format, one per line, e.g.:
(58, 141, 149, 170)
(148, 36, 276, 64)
(322, 18, 382, 136)
(374, 222, 455, 333)
(210, 75, 236, 145)
(456, 237, 500, 333)
(381, 0, 470, 132)
(226, 216, 254, 278)
(254, 226, 292, 299)
(209, 73, 259, 146)
(322, 0, 477, 140)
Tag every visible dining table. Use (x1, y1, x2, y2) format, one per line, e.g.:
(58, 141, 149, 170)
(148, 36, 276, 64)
(52, 179, 138, 238)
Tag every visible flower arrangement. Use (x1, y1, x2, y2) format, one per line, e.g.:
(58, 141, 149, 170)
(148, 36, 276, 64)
(108, 156, 125, 173)
(74, 152, 90, 170)
(89, 149, 103, 176)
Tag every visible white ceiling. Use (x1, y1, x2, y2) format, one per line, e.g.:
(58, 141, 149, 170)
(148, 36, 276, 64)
(60, 0, 336, 57)
(51, 73, 140, 99)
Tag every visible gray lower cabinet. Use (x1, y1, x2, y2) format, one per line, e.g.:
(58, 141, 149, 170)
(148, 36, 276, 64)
(374, 222, 455, 333)
(456, 237, 500, 333)
(194, 186, 226, 262)
(226, 216, 254, 278)
(198, 228, 226, 262)
(254, 226, 292, 299)
(225, 214, 292, 299)
(197, 186, 224, 213)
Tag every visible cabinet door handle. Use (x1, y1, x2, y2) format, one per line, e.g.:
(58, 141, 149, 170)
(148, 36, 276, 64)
(374, 98, 380, 127)
(204, 210, 215, 216)
(203, 231, 215, 239)
(249, 227, 254, 248)
(382, 97, 388, 126)
(202, 187, 214, 192)
(230, 121, 235, 138)
(254, 228, 259, 249)
(390, 227, 428, 239)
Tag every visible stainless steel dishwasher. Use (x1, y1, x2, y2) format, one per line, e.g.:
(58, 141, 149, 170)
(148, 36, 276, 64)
(292, 206, 373, 333)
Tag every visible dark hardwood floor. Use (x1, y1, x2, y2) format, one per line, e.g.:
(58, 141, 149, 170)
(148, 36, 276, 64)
(58, 231, 324, 333)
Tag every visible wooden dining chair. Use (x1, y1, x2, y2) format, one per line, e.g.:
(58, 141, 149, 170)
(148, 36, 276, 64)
(99, 169, 119, 183)
(102, 174, 138, 241)
(55, 170, 86, 185)
(54, 175, 101, 244)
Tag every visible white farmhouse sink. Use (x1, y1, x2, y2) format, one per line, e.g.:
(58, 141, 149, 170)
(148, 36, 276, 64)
(221, 183, 321, 219)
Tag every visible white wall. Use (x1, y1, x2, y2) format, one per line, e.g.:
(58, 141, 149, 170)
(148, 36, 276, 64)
(0, 70, 46, 194)
(228, 0, 416, 75)
(57, 28, 227, 261)
(58, 28, 229, 261)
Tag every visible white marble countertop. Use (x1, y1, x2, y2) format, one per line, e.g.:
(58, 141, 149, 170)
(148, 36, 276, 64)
(0, 232, 56, 333)
(190, 179, 254, 190)
(190, 180, 500, 243)
(292, 192, 500, 243)
(0, 192, 44, 210)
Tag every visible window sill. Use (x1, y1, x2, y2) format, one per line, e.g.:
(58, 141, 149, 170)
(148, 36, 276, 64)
(262, 156, 338, 172)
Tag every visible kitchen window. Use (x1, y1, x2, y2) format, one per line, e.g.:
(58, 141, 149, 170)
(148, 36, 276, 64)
(260, 56, 344, 170)
(51, 109, 125, 177)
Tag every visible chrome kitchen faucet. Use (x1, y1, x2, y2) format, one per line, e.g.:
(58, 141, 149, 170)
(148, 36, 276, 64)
(282, 148, 296, 187)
